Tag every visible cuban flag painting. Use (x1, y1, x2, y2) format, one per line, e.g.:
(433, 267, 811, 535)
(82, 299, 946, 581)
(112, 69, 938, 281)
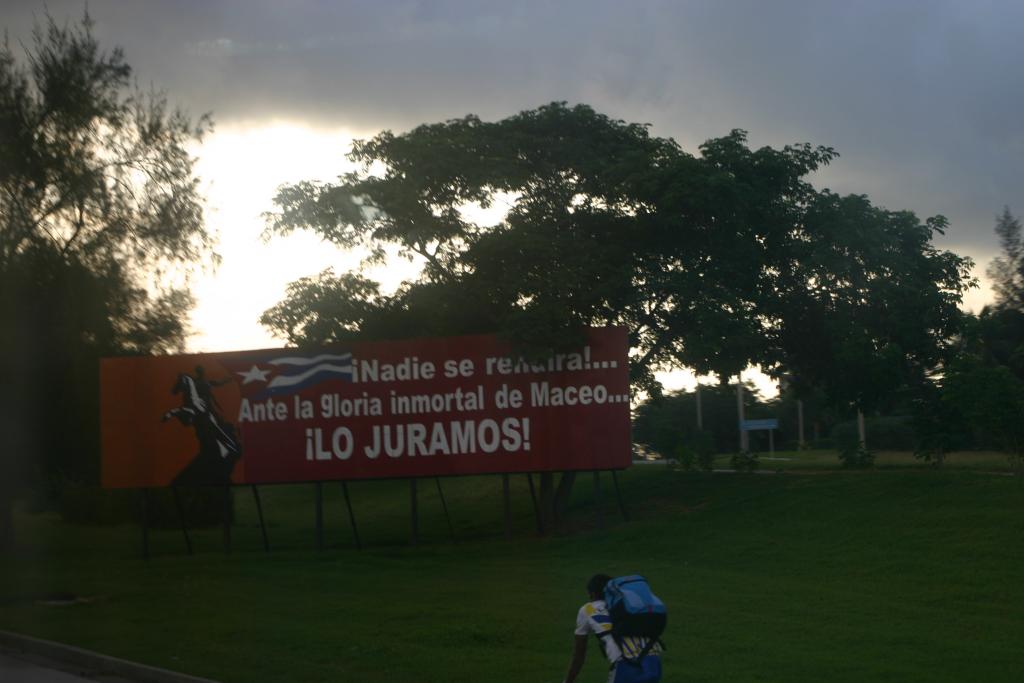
(237, 352, 353, 398)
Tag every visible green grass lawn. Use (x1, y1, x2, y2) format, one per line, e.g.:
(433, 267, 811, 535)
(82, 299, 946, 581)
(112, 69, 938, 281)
(2, 464, 1022, 682)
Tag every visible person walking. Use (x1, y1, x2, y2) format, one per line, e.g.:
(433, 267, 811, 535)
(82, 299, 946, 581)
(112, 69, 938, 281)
(563, 574, 662, 683)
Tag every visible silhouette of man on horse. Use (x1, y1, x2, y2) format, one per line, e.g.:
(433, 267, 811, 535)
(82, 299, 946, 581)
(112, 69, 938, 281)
(162, 365, 242, 485)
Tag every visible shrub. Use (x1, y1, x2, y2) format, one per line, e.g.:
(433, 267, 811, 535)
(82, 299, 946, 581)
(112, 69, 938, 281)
(673, 431, 716, 471)
(696, 449, 716, 472)
(673, 444, 696, 471)
(689, 430, 717, 471)
(730, 451, 760, 473)
(838, 446, 875, 469)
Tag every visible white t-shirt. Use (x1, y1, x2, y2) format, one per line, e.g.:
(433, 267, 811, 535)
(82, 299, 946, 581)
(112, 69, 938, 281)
(574, 600, 658, 664)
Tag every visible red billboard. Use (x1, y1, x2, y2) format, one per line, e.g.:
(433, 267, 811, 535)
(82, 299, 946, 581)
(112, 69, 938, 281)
(100, 328, 631, 488)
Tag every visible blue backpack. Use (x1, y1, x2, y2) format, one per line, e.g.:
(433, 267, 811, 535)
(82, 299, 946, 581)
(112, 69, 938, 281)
(603, 575, 667, 663)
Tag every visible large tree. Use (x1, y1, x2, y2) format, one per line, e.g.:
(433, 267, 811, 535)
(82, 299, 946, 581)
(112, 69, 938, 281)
(260, 103, 972, 523)
(0, 14, 213, 543)
(262, 104, 971, 401)
(766, 193, 972, 412)
(262, 104, 833, 382)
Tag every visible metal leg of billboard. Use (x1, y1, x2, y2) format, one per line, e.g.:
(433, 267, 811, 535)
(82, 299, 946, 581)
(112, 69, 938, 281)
(171, 486, 193, 555)
(541, 474, 555, 529)
(502, 474, 512, 539)
(315, 482, 324, 551)
(435, 478, 455, 542)
(593, 471, 605, 530)
(526, 474, 545, 535)
(222, 485, 232, 554)
(410, 479, 419, 546)
(138, 488, 150, 560)
(251, 485, 269, 552)
(611, 470, 629, 521)
(341, 481, 361, 550)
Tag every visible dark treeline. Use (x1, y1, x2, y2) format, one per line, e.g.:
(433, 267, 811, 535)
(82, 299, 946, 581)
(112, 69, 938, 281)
(632, 381, 1009, 462)
(633, 383, 836, 458)
(635, 206, 1024, 470)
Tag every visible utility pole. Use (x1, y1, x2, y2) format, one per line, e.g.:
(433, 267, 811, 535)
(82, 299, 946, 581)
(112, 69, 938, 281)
(797, 399, 806, 449)
(696, 383, 703, 431)
(736, 381, 749, 451)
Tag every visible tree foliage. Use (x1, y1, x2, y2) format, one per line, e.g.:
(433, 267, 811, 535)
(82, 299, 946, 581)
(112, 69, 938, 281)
(934, 208, 1024, 469)
(975, 207, 1024, 382)
(987, 206, 1024, 312)
(632, 383, 764, 457)
(0, 13, 212, 507)
(772, 194, 972, 410)
(261, 103, 973, 411)
(943, 355, 1024, 473)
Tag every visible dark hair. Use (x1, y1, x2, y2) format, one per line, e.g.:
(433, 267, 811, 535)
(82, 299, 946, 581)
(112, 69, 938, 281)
(587, 574, 612, 598)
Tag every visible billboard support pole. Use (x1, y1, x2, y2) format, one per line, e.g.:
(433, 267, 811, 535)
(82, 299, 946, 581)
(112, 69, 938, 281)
(502, 474, 512, 539)
(341, 481, 361, 550)
(315, 482, 324, 551)
(410, 479, 419, 546)
(435, 478, 455, 542)
(222, 485, 232, 554)
(526, 474, 545, 535)
(611, 471, 629, 521)
(251, 486, 269, 552)
(593, 471, 605, 530)
(139, 488, 150, 561)
(171, 486, 192, 555)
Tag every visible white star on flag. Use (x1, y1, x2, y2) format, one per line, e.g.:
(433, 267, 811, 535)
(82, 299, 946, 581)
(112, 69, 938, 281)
(238, 365, 271, 384)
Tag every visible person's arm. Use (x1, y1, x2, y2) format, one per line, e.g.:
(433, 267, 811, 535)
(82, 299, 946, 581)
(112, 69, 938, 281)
(563, 634, 588, 683)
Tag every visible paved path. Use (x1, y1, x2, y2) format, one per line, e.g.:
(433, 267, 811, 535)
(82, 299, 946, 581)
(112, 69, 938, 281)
(0, 649, 132, 682)
(0, 633, 218, 683)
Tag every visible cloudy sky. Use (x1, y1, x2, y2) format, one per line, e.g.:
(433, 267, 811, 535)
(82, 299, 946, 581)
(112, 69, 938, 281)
(5, 1, 1022, 383)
